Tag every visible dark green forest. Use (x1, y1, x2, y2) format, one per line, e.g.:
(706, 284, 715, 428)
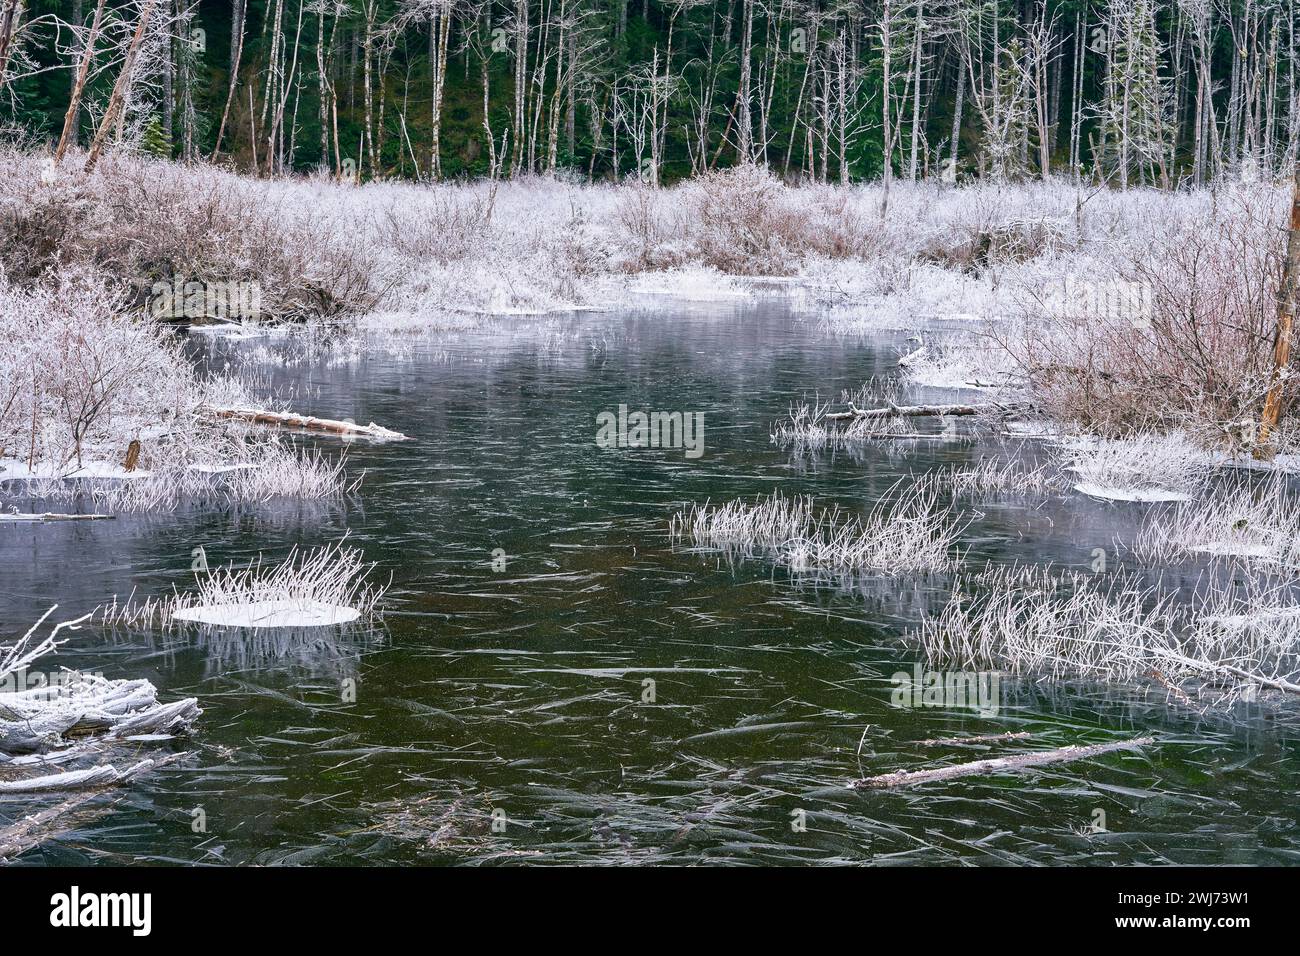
(1, 0, 1294, 184)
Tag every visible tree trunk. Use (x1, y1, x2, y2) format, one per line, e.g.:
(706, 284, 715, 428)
(55, 0, 108, 162)
(162, 0, 173, 146)
(909, 0, 924, 182)
(0, 0, 21, 92)
(85, 0, 159, 174)
(211, 0, 246, 160)
(1255, 160, 1300, 458)
(430, 8, 451, 179)
(737, 0, 754, 162)
(881, 0, 894, 215)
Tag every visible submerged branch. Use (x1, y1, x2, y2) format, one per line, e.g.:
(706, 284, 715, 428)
(850, 737, 1156, 790)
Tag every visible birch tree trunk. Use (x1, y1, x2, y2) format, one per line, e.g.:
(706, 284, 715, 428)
(880, 0, 894, 216)
(211, 0, 246, 160)
(430, 7, 451, 180)
(949, 30, 965, 173)
(162, 0, 174, 146)
(0, 0, 21, 92)
(362, 0, 378, 177)
(737, 0, 755, 162)
(909, 0, 924, 182)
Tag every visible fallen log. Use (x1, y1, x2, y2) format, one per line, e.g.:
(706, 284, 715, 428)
(210, 407, 410, 441)
(824, 401, 1029, 422)
(0, 675, 200, 754)
(897, 345, 929, 367)
(0, 752, 189, 861)
(850, 736, 1155, 790)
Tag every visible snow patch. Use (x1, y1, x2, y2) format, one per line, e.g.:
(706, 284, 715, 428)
(172, 599, 361, 628)
(1073, 482, 1192, 503)
(0, 457, 153, 481)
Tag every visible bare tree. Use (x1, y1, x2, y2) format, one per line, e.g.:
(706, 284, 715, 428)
(54, 0, 108, 161)
(85, 0, 162, 174)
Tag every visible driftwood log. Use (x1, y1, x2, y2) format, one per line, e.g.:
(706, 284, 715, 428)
(851, 736, 1155, 790)
(824, 401, 1030, 422)
(211, 407, 410, 440)
(0, 759, 158, 794)
(0, 610, 199, 861)
(0, 790, 115, 860)
(0, 676, 200, 755)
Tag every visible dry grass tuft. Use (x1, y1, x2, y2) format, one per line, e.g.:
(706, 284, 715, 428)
(670, 481, 964, 576)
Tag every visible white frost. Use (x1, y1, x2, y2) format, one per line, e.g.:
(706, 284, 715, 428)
(1073, 482, 1193, 503)
(171, 599, 361, 628)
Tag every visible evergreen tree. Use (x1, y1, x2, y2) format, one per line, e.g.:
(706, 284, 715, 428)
(139, 113, 171, 158)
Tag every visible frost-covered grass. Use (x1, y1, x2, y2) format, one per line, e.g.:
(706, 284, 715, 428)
(917, 566, 1178, 683)
(943, 456, 1059, 499)
(222, 446, 360, 502)
(770, 400, 909, 450)
(670, 483, 964, 576)
(100, 542, 386, 630)
(1134, 475, 1300, 567)
(917, 565, 1300, 707)
(1062, 432, 1214, 501)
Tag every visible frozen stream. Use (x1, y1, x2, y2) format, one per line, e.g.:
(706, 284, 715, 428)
(1, 298, 1296, 865)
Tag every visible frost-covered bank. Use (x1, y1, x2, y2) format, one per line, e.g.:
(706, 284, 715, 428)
(4, 147, 1298, 513)
(0, 265, 354, 511)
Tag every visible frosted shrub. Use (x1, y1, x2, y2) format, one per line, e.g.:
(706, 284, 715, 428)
(0, 265, 357, 506)
(0, 269, 194, 470)
(377, 187, 495, 264)
(1000, 187, 1287, 435)
(0, 149, 387, 321)
(613, 185, 686, 271)
(681, 164, 807, 275)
